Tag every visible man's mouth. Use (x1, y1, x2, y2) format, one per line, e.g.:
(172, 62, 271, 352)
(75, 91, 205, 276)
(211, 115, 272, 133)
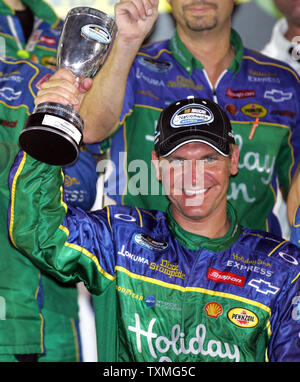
(183, 187, 210, 196)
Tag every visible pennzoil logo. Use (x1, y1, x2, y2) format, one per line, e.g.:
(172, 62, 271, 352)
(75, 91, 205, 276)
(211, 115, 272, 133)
(227, 308, 258, 328)
(241, 103, 267, 118)
(205, 302, 223, 319)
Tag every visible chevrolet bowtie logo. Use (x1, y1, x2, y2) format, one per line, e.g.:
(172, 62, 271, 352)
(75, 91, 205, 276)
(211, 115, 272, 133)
(248, 279, 280, 295)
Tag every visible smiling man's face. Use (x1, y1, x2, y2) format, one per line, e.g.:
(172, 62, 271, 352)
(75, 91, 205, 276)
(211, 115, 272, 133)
(152, 141, 239, 222)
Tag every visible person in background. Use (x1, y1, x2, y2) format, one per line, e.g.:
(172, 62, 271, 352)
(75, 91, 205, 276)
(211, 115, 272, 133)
(262, 0, 300, 238)
(262, 0, 300, 75)
(0, 0, 62, 69)
(0, 0, 98, 362)
(7, 97, 300, 362)
(0, 56, 88, 362)
(39, 0, 300, 236)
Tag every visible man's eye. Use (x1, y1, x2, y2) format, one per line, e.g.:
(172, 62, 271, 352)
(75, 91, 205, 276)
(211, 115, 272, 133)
(204, 156, 218, 164)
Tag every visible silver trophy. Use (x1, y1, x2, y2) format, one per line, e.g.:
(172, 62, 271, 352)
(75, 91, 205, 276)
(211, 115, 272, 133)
(19, 7, 117, 166)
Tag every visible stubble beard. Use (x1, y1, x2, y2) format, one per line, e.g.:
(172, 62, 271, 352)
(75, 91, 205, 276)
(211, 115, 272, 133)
(185, 15, 218, 32)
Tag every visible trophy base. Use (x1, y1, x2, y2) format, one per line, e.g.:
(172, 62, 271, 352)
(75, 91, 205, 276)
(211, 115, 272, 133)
(19, 102, 84, 166)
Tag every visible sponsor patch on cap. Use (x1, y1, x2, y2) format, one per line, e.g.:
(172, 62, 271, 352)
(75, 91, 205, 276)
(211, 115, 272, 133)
(81, 24, 111, 44)
(171, 104, 214, 128)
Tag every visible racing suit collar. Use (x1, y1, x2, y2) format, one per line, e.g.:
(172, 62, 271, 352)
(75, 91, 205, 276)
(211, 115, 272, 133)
(169, 28, 244, 76)
(166, 201, 242, 252)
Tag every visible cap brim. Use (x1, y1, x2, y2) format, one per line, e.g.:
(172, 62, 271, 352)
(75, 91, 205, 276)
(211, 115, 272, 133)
(161, 138, 230, 157)
(159, 129, 232, 157)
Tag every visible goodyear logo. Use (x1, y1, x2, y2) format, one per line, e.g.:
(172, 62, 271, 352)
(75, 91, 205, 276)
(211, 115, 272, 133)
(228, 308, 258, 328)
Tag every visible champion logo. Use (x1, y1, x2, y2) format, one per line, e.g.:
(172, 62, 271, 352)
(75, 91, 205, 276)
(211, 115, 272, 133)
(207, 267, 245, 287)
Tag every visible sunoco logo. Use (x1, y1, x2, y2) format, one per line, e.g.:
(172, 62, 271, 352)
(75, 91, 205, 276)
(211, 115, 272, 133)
(227, 308, 258, 328)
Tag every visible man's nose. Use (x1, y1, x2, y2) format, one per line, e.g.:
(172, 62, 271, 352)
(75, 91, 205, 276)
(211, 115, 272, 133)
(184, 159, 204, 187)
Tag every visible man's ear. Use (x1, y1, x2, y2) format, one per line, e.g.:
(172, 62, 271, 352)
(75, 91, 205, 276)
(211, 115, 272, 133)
(151, 150, 161, 181)
(230, 144, 239, 176)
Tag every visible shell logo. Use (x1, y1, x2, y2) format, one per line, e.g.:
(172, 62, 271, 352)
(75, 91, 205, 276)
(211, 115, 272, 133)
(228, 308, 259, 328)
(204, 302, 223, 319)
(64, 174, 80, 187)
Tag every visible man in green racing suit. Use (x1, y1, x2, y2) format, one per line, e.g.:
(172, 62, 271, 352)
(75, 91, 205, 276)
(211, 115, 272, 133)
(8, 98, 300, 362)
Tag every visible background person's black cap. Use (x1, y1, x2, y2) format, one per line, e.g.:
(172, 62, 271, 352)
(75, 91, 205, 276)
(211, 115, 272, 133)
(154, 97, 235, 157)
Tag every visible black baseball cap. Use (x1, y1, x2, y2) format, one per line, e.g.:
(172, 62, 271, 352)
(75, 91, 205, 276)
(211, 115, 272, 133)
(154, 97, 235, 157)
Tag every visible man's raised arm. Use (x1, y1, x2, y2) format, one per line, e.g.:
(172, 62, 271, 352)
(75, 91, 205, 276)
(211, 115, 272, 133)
(35, 0, 159, 143)
(8, 146, 115, 294)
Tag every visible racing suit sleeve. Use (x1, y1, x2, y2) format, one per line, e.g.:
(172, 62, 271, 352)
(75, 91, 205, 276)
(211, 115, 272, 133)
(268, 269, 300, 361)
(8, 150, 115, 295)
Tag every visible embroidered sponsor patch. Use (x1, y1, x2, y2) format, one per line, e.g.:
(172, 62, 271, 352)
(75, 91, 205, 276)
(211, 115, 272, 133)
(0, 87, 21, 101)
(40, 35, 56, 46)
(0, 119, 17, 128)
(35, 73, 52, 90)
(264, 89, 292, 102)
(138, 57, 173, 73)
(227, 308, 258, 328)
(145, 295, 156, 307)
(207, 267, 245, 287)
(204, 302, 223, 318)
(171, 104, 214, 128)
(226, 88, 256, 99)
(241, 104, 267, 118)
(134, 233, 168, 251)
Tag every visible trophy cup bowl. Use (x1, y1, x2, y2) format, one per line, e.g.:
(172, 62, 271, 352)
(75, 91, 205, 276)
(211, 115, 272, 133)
(19, 7, 117, 166)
